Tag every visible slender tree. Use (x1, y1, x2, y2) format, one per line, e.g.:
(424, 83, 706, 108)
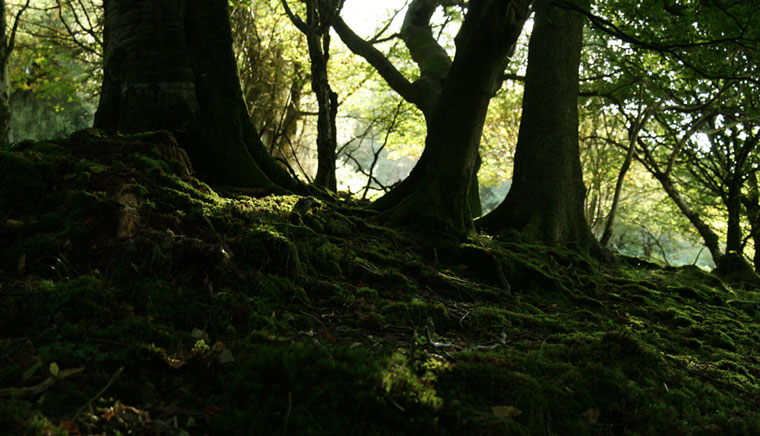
(281, 0, 343, 191)
(477, 0, 597, 252)
(94, 0, 297, 191)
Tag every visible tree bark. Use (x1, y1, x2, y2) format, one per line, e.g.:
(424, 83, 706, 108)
(0, 0, 8, 146)
(654, 171, 723, 264)
(282, 0, 342, 191)
(477, 0, 596, 252)
(333, 0, 504, 227)
(94, 0, 296, 191)
(600, 101, 657, 246)
(372, 0, 529, 233)
(0, 0, 29, 146)
(725, 180, 743, 255)
(743, 173, 760, 271)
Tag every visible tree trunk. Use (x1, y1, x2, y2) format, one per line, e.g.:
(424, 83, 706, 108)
(372, 0, 529, 234)
(477, 0, 596, 252)
(600, 103, 656, 246)
(654, 172, 723, 264)
(0, 0, 28, 146)
(94, 0, 296, 191)
(285, 0, 342, 192)
(332, 0, 502, 226)
(743, 173, 760, 271)
(725, 180, 743, 255)
(0, 0, 9, 147)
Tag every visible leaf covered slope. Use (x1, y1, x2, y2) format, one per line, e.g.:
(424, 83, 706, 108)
(1, 130, 760, 435)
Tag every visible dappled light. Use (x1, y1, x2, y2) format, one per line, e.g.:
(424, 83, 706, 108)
(1, 0, 760, 434)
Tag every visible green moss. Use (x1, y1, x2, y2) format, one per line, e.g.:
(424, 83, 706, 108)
(355, 286, 380, 300)
(0, 150, 45, 215)
(238, 225, 302, 278)
(312, 241, 343, 276)
(5, 130, 760, 435)
(215, 344, 441, 435)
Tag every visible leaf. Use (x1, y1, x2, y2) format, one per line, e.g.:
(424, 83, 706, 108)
(89, 164, 108, 174)
(17, 253, 26, 275)
(58, 420, 80, 434)
(584, 408, 600, 424)
(49, 362, 60, 377)
(5, 219, 24, 229)
(492, 405, 522, 418)
(218, 348, 235, 364)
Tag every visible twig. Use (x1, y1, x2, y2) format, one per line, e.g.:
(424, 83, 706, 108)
(72, 366, 124, 420)
(0, 367, 84, 399)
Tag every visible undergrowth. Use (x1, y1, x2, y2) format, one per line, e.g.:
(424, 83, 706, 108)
(1, 130, 759, 435)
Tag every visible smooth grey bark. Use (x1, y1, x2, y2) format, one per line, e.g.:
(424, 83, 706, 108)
(95, 0, 297, 191)
(477, 0, 597, 252)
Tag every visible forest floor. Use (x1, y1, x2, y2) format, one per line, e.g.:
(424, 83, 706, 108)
(2, 130, 760, 435)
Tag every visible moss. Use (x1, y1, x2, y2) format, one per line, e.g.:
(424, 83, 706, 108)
(215, 344, 440, 435)
(312, 241, 343, 277)
(6, 131, 760, 435)
(0, 150, 45, 215)
(238, 225, 302, 278)
(356, 286, 380, 300)
(380, 298, 451, 329)
(0, 400, 64, 436)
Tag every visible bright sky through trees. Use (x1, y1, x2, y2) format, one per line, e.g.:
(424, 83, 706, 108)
(340, 0, 406, 37)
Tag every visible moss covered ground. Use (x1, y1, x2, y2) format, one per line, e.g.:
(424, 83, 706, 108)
(1, 130, 760, 435)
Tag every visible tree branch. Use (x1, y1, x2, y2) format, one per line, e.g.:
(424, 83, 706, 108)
(332, 16, 423, 109)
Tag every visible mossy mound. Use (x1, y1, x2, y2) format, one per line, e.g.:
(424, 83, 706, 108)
(1, 131, 760, 435)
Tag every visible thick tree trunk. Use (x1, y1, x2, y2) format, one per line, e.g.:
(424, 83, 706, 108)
(744, 173, 760, 271)
(0, 0, 9, 146)
(725, 177, 743, 255)
(372, 0, 529, 234)
(477, 0, 596, 252)
(0, 0, 27, 146)
(333, 0, 496, 225)
(95, 0, 296, 190)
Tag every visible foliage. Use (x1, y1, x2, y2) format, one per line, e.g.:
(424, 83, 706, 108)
(6, 0, 101, 142)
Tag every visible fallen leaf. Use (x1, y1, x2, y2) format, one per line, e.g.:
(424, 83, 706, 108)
(218, 349, 235, 364)
(191, 328, 208, 341)
(584, 408, 600, 424)
(205, 404, 223, 418)
(90, 164, 108, 174)
(17, 253, 26, 275)
(49, 362, 60, 377)
(5, 219, 24, 229)
(58, 420, 80, 435)
(492, 405, 522, 418)
(163, 356, 186, 369)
